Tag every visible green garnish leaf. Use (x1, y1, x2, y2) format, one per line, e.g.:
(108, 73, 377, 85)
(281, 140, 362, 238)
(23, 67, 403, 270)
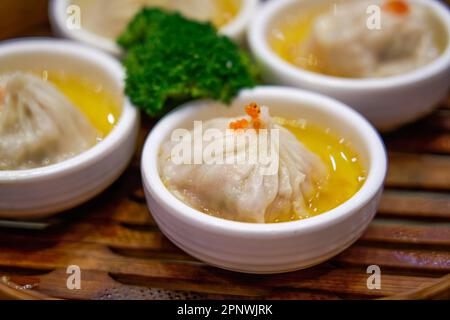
(118, 8, 258, 117)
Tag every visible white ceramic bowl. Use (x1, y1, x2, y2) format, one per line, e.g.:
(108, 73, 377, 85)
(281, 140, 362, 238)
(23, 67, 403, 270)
(49, 0, 260, 56)
(0, 39, 139, 220)
(248, 0, 450, 131)
(141, 86, 387, 274)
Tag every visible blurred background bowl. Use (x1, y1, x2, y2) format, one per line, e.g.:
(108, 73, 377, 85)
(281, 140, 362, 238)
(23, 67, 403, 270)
(248, 0, 450, 131)
(49, 0, 260, 56)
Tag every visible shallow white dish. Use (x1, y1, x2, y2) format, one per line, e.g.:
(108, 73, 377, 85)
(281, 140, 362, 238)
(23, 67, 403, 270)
(49, 0, 260, 56)
(248, 0, 450, 131)
(141, 86, 387, 274)
(0, 39, 139, 220)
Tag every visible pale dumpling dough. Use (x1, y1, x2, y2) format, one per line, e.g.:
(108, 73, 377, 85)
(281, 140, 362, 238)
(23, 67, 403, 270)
(72, 0, 240, 39)
(307, 0, 441, 78)
(0, 72, 98, 170)
(159, 105, 326, 223)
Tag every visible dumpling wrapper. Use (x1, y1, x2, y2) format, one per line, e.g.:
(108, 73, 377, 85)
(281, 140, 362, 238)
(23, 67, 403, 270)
(159, 106, 326, 223)
(0, 72, 98, 170)
(306, 0, 440, 78)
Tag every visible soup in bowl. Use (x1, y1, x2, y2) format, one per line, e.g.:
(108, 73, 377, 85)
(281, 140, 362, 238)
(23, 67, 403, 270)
(0, 39, 139, 219)
(248, 0, 450, 130)
(141, 86, 387, 273)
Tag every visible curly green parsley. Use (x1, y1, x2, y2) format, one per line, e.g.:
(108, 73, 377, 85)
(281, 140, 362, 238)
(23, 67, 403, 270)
(118, 8, 258, 117)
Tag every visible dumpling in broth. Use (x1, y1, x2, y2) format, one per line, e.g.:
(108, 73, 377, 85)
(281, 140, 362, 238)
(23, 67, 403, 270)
(0, 72, 98, 170)
(159, 104, 326, 223)
(307, 0, 441, 78)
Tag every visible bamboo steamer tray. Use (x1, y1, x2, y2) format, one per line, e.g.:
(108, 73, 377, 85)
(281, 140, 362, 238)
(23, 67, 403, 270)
(0, 0, 449, 300)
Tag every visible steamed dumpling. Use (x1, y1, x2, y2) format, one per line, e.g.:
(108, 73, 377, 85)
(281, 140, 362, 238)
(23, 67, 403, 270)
(0, 72, 98, 170)
(72, 0, 239, 39)
(159, 104, 326, 223)
(307, 0, 441, 78)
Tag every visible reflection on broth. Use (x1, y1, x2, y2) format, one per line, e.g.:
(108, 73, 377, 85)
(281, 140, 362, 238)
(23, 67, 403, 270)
(275, 117, 366, 222)
(72, 0, 241, 39)
(47, 71, 121, 139)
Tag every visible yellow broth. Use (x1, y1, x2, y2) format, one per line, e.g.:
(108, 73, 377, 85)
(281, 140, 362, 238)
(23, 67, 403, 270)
(271, 118, 367, 222)
(212, 0, 241, 28)
(268, 5, 327, 75)
(45, 71, 121, 140)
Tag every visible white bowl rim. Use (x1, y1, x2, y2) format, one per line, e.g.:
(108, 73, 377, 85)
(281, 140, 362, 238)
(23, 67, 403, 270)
(50, 0, 260, 55)
(248, 0, 450, 90)
(142, 86, 387, 237)
(0, 38, 139, 183)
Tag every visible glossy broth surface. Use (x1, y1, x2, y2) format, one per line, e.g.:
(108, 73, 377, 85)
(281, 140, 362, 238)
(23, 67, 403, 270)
(271, 118, 367, 222)
(46, 71, 122, 140)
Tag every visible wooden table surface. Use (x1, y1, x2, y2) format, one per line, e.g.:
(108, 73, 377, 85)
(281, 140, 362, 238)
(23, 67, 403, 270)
(0, 0, 449, 300)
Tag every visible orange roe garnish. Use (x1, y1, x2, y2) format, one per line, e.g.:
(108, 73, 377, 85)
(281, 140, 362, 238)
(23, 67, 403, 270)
(383, 0, 410, 15)
(229, 118, 249, 130)
(229, 102, 263, 131)
(245, 102, 262, 131)
(245, 102, 261, 120)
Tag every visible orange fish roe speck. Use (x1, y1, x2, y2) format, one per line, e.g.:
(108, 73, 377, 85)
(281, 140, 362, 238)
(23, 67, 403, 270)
(383, 0, 410, 15)
(229, 118, 249, 130)
(230, 103, 264, 131)
(245, 102, 261, 120)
